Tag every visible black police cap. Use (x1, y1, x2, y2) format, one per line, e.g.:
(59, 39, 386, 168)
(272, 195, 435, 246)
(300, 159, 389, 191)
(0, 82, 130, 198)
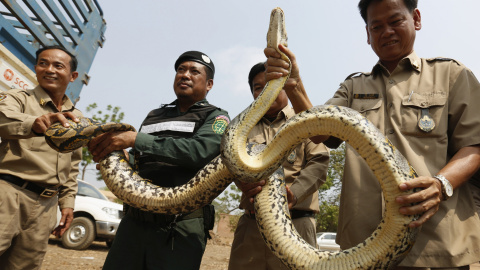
(174, 51, 215, 77)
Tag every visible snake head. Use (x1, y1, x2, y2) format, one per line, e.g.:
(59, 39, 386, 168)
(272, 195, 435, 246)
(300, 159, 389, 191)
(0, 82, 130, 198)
(267, 7, 288, 54)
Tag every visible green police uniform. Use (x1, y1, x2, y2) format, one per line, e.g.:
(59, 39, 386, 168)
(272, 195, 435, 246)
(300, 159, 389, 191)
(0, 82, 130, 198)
(103, 99, 230, 270)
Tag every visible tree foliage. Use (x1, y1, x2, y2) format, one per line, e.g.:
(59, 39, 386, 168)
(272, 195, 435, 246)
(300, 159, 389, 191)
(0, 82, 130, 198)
(316, 143, 345, 232)
(80, 103, 125, 180)
(212, 184, 242, 215)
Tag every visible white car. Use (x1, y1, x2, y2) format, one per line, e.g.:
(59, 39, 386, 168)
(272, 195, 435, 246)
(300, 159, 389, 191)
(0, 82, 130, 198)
(316, 232, 341, 251)
(56, 180, 123, 250)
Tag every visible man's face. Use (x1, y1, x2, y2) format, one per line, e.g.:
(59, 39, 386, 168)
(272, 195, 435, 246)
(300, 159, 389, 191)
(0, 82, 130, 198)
(365, 0, 421, 70)
(173, 61, 213, 103)
(35, 49, 78, 94)
(252, 71, 288, 118)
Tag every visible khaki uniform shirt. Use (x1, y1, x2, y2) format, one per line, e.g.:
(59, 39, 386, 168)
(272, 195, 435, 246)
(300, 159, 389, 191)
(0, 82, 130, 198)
(325, 51, 480, 267)
(239, 106, 329, 212)
(0, 86, 82, 209)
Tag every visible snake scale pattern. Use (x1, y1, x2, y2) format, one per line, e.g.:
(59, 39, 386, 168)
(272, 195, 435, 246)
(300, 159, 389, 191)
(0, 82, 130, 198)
(45, 7, 419, 269)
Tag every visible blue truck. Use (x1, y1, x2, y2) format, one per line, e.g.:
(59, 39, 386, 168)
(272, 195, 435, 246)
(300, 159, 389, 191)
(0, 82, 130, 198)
(0, 0, 106, 103)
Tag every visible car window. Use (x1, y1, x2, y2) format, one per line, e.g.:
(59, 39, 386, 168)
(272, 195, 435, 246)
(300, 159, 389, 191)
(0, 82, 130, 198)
(325, 234, 336, 240)
(77, 181, 107, 200)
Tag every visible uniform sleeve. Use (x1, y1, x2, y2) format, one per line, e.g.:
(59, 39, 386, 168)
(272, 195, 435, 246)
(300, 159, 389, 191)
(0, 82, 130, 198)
(289, 140, 329, 204)
(323, 81, 351, 149)
(134, 109, 230, 170)
(447, 67, 480, 154)
(58, 141, 81, 209)
(0, 91, 37, 139)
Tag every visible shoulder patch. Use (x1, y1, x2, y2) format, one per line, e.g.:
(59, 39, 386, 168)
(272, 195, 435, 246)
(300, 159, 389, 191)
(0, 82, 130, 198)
(0, 93, 7, 102)
(426, 57, 461, 66)
(212, 115, 229, 134)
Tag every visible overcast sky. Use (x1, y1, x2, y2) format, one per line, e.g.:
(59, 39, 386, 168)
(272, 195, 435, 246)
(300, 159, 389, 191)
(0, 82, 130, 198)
(77, 0, 480, 187)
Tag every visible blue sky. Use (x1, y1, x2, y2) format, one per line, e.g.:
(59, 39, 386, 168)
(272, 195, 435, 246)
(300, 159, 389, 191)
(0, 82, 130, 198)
(77, 1, 480, 187)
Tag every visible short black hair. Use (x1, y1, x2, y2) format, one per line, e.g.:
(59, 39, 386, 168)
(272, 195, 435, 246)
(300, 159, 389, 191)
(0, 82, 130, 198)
(248, 62, 266, 93)
(36, 45, 78, 72)
(358, 0, 418, 23)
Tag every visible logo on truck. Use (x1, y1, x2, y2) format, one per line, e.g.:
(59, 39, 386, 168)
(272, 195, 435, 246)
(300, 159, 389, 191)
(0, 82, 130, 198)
(2, 68, 29, 89)
(4, 69, 14, 81)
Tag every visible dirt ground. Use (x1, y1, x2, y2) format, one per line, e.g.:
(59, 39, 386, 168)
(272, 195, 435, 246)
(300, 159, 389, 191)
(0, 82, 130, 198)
(42, 235, 480, 270)
(41, 235, 233, 270)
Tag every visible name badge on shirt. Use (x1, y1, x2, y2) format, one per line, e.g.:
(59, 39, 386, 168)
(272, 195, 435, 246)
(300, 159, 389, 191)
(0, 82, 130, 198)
(140, 121, 195, 134)
(353, 94, 379, 99)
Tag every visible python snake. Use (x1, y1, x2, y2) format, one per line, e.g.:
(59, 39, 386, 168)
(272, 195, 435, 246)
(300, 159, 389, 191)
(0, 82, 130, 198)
(45, 7, 419, 269)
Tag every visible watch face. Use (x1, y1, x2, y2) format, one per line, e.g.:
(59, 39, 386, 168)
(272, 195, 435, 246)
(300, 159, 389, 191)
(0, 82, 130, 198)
(445, 184, 453, 197)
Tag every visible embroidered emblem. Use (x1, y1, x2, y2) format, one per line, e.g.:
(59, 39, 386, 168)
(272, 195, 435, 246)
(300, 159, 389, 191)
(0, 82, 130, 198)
(353, 94, 379, 99)
(212, 115, 229, 134)
(418, 108, 435, 132)
(0, 93, 7, 102)
(287, 149, 296, 164)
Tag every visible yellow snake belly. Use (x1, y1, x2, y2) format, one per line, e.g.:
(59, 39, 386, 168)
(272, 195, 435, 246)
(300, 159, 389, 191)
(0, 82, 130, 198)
(220, 7, 419, 269)
(44, 7, 420, 269)
(45, 117, 235, 215)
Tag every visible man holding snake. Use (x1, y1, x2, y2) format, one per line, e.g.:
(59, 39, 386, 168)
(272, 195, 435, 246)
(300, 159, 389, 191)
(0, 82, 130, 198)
(264, 0, 480, 269)
(89, 51, 230, 270)
(228, 62, 329, 270)
(0, 45, 82, 270)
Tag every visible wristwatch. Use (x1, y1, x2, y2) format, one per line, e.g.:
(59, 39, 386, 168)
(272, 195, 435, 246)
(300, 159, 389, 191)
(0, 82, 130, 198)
(433, 174, 453, 201)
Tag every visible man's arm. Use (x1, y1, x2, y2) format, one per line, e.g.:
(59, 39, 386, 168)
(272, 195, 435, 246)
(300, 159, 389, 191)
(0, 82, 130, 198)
(396, 145, 480, 228)
(89, 110, 231, 170)
(264, 45, 329, 144)
(0, 91, 78, 138)
(53, 146, 81, 237)
(289, 140, 330, 206)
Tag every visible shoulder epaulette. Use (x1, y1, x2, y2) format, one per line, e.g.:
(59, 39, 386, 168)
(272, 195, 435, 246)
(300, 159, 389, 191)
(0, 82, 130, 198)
(426, 57, 461, 66)
(344, 71, 370, 81)
(4, 88, 30, 96)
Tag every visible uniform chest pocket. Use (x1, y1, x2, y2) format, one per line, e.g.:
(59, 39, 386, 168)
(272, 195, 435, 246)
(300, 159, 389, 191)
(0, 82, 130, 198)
(400, 94, 447, 137)
(351, 99, 382, 116)
(28, 136, 46, 151)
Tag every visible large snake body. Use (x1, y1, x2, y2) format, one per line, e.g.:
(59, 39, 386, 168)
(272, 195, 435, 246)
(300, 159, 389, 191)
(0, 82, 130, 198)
(45, 7, 419, 269)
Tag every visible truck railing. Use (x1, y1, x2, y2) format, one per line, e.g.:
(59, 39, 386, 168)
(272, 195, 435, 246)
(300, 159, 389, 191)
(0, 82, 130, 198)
(0, 0, 106, 103)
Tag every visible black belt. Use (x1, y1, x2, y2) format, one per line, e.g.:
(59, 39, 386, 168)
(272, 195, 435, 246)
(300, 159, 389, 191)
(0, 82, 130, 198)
(126, 205, 204, 227)
(0, 174, 58, 198)
(245, 209, 315, 219)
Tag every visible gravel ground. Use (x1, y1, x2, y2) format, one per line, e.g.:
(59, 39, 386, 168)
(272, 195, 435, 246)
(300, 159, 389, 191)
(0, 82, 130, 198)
(41, 235, 232, 270)
(41, 236, 480, 270)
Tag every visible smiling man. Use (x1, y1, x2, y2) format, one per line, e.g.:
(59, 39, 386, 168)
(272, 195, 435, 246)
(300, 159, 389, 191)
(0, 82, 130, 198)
(0, 45, 82, 270)
(89, 51, 230, 270)
(264, 0, 480, 269)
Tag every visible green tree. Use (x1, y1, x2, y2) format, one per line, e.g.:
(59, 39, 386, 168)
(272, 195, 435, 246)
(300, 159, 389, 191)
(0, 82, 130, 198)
(80, 103, 125, 181)
(212, 184, 242, 215)
(316, 143, 345, 232)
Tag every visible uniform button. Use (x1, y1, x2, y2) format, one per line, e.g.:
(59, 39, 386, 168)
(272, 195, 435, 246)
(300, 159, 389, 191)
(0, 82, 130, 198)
(388, 129, 394, 134)
(389, 79, 394, 84)
(388, 103, 393, 108)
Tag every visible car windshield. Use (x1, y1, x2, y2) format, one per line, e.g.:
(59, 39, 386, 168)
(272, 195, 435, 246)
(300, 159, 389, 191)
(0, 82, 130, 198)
(77, 181, 107, 200)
